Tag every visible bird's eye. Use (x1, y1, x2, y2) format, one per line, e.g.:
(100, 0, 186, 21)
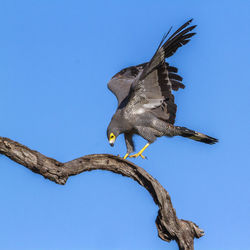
(109, 133, 115, 140)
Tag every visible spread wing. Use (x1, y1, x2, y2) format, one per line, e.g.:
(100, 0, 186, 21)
(125, 19, 196, 124)
(107, 64, 145, 107)
(143, 63, 185, 124)
(107, 62, 183, 112)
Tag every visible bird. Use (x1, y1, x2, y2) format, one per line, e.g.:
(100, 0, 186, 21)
(107, 19, 218, 159)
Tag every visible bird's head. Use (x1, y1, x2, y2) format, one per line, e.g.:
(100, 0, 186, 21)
(107, 127, 120, 147)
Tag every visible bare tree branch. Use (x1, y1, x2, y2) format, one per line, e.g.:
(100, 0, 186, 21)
(0, 136, 204, 250)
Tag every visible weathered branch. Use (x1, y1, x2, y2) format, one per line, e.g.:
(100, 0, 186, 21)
(0, 136, 204, 250)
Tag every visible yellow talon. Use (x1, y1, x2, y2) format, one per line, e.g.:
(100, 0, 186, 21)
(123, 153, 129, 159)
(129, 143, 150, 159)
(129, 153, 146, 159)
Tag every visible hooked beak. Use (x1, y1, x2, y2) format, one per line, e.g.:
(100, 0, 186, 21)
(109, 138, 115, 147)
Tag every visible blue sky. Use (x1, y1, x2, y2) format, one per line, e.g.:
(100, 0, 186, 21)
(0, 0, 249, 249)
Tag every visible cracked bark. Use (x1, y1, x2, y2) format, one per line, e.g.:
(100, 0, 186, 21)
(0, 136, 204, 250)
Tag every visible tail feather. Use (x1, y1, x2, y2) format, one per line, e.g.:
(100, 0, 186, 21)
(176, 126, 218, 145)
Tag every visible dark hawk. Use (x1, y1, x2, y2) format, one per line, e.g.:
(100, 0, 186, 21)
(107, 19, 218, 159)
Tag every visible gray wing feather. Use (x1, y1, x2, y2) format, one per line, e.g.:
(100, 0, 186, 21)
(108, 78, 134, 106)
(140, 19, 196, 80)
(107, 64, 145, 106)
(125, 20, 195, 124)
(128, 64, 177, 123)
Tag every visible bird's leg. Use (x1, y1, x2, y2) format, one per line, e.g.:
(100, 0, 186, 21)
(129, 143, 150, 159)
(123, 153, 129, 159)
(124, 133, 135, 160)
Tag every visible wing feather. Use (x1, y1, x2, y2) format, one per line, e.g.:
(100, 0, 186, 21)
(140, 19, 196, 80)
(107, 64, 145, 106)
(123, 19, 196, 123)
(108, 19, 195, 124)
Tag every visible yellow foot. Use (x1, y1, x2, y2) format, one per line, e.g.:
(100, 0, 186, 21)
(129, 152, 147, 159)
(123, 153, 129, 159)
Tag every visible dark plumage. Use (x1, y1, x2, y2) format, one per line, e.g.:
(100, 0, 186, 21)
(107, 19, 218, 159)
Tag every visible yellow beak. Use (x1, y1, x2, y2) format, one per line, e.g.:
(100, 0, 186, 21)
(109, 138, 115, 147)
